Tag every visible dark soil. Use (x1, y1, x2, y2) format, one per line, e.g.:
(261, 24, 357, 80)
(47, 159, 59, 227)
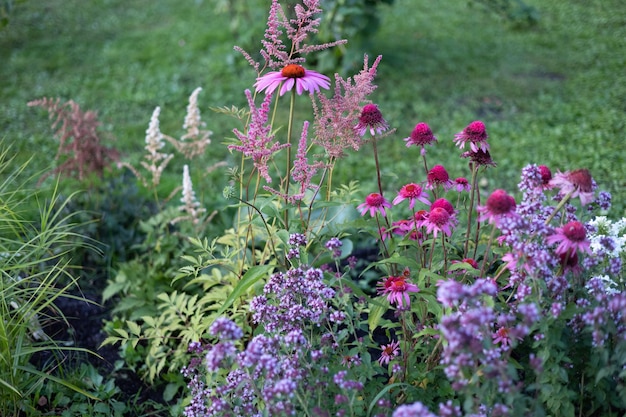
(33, 290, 169, 415)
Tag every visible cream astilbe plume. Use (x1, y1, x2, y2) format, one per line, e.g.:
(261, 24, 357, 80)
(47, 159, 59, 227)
(174, 87, 212, 159)
(140, 106, 174, 187)
(171, 164, 206, 225)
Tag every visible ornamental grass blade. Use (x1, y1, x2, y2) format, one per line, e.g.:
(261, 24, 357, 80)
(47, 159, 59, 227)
(214, 264, 274, 317)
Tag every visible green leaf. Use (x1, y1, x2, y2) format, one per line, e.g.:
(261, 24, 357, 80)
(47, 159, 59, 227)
(214, 264, 274, 317)
(126, 320, 142, 336)
(368, 300, 388, 332)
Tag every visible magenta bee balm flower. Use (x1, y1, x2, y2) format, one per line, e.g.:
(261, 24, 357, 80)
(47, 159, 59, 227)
(254, 64, 330, 96)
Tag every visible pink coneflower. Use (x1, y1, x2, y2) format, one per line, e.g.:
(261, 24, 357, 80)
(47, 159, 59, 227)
(477, 189, 517, 225)
(254, 64, 330, 96)
(357, 193, 392, 217)
(454, 120, 489, 152)
(426, 165, 454, 190)
(492, 326, 513, 347)
(377, 269, 419, 308)
(391, 219, 421, 241)
(431, 198, 455, 216)
(423, 207, 453, 238)
(355, 104, 389, 136)
(538, 165, 552, 187)
(549, 168, 595, 205)
(454, 177, 471, 192)
(378, 340, 400, 366)
(547, 220, 591, 255)
(392, 183, 431, 209)
(404, 122, 437, 148)
(461, 148, 497, 167)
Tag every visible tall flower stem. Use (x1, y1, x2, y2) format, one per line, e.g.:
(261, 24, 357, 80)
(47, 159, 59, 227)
(464, 163, 478, 256)
(372, 137, 384, 198)
(283, 88, 297, 227)
(544, 188, 575, 225)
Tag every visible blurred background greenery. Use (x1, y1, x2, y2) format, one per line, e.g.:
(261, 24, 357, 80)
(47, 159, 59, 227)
(1, 0, 624, 215)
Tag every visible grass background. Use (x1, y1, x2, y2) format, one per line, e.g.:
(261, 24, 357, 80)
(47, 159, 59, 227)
(1, 0, 624, 215)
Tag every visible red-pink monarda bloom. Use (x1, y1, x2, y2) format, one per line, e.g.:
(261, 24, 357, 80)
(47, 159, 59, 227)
(357, 192, 392, 217)
(354, 104, 389, 136)
(549, 168, 595, 205)
(546, 220, 591, 256)
(477, 189, 517, 225)
(454, 120, 489, 152)
(426, 164, 453, 190)
(392, 183, 431, 209)
(404, 122, 437, 148)
(377, 269, 419, 309)
(254, 64, 330, 96)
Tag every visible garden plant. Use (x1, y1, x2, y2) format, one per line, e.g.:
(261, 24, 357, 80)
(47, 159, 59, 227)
(101, 0, 625, 415)
(1, 0, 625, 416)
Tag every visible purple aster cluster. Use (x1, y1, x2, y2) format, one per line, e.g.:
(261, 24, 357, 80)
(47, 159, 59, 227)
(436, 279, 535, 397)
(251, 266, 335, 333)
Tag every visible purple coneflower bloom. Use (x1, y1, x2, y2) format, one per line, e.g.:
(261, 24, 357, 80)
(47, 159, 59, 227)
(378, 340, 400, 365)
(477, 189, 517, 225)
(454, 120, 489, 152)
(453, 177, 471, 192)
(426, 164, 454, 190)
(422, 207, 454, 238)
(392, 183, 430, 209)
(549, 168, 595, 205)
(404, 122, 437, 148)
(357, 193, 392, 217)
(254, 64, 330, 96)
(355, 104, 389, 136)
(547, 220, 591, 256)
(377, 273, 419, 308)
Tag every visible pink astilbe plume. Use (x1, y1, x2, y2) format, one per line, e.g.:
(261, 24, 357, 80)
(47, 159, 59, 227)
(236, 0, 347, 71)
(289, 121, 326, 201)
(312, 55, 383, 158)
(229, 90, 289, 183)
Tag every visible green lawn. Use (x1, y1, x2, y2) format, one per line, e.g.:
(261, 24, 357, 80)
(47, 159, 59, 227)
(1, 0, 624, 214)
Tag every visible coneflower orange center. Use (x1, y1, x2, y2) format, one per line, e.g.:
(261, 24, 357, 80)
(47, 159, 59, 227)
(281, 64, 306, 78)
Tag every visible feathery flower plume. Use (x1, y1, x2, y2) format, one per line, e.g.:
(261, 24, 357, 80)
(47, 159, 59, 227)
(140, 106, 174, 187)
(237, 0, 347, 71)
(274, 121, 325, 202)
(312, 55, 383, 158)
(229, 90, 289, 183)
(182, 87, 203, 140)
(177, 87, 212, 159)
(172, 165, 206, 225)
